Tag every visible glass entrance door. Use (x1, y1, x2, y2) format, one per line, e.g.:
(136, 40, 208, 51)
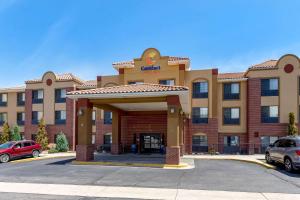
(140, 134, 161, 153)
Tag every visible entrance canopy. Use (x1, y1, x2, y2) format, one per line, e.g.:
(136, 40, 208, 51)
(67, 83, 190, 114)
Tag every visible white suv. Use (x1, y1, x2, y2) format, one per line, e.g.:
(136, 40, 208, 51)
(265, 136, 300, 172)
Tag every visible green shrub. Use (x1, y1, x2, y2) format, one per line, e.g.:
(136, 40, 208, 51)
(48, 148, 59, 154)
(36, 119, 49, 150)
(11, 125, 21, 141)
(0, 122, 10, 144)
(55, 132, 69, 152)
(288, 112, 298, 136)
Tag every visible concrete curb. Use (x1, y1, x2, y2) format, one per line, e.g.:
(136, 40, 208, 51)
(10, 155, 75, 164)
(191, 157, 276, 169)
(72, 160, 191, 169)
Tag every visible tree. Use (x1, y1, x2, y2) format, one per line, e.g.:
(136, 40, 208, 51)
(288, 112, 298, 136)
(35, 118, 48, 150)
(55, 132, 69, 152)
(0, 122, 10, 144)
(11, 125, 22, 141)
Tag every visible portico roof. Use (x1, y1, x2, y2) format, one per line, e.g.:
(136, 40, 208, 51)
(67, 83, 190, 114)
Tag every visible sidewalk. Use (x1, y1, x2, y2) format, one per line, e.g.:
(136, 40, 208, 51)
(183, 154, 275, 169)
(0, 181, 298, 200)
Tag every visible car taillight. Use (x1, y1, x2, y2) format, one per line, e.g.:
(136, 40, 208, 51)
(296, 150, 300, 156)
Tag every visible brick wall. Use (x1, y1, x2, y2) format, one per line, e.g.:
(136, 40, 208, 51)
(247, 78, 288, 152)
(185, 118, 218, 153)
(121, 112, 168, 152)
(95, 119, 112, 146)
(24, 87, 75, 149)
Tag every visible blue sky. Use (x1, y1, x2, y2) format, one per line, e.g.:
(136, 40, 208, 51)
(0, 0, 300, 86)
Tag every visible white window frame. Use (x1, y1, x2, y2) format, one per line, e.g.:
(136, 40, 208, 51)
(1, 94, 7, 102)
(21, 93, 25, 101)
(231, 83, 239, 94)
(231, 108, 240, 119)
(60, 89, 67, 98)
(199, 107, 208, 118)
(37, 111, 43, 121)
(269, 79, 278, 90)
(269, 106, 278, 118)
(0, 113, 7, 121)
(37, 90, 44, 99)
(199, 82, 208, 93)
(60, 110, 66, 120)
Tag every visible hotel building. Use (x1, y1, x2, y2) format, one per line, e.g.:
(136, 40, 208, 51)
(0, 48, 300, 164)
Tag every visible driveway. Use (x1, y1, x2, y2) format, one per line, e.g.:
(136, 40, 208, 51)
(0, 157, 299, 194)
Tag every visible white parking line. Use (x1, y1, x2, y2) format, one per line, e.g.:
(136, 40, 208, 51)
(0, 182, 298, 200)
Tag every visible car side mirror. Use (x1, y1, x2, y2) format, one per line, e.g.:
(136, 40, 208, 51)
(269, 144, 274, 147)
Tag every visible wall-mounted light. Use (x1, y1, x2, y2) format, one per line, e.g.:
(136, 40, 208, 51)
(170, 107, 175, 114)
(77, 109, 84, 116)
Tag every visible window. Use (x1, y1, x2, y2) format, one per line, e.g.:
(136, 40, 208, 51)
(192, 107, 208, 124)
(0, 113, 7, 126)
(192, 135, 208, 146)
(104, 111, 112, 124)
(32, 111, 43, 125)
(55, 110, 66, 124)
(192, 81, 208, 98)
(260, 136, 278, 152)
(285, 139, 297, 148)
(223, 108, 240, 125)
(128, 81, 144, 85)
(104, 134, 112, 144)
(223, 83, 240, 100)
(261, 106, 278, 123)
(261, 78, 279, 96)
(23, 141, 32, 147)
(55, 89, 67, 103)
(224, 136, 239, 146)
(17, 92, 25, 106)
(92, 135, 96, 144)
(159, 79, 175, 86)
(92, 110, 96, 125)
(192, 135, 208, 153)
(17, 112, 25, 126)
(32, 90, 43, 104)
(0, 93, 7, 107)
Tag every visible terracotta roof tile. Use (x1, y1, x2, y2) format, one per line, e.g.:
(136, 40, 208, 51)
(77, 80, 97, 89)
(112, 56, 190, 67)
(68, 83, 188, 96)
(218, 72, 245, 80)
(249, 60, 278, 71)
(26, 73, 84, 84)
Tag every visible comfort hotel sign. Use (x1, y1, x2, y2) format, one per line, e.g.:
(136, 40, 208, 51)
(141, 51, 160, 71)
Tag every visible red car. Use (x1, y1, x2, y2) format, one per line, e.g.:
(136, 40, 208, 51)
(0, 140, 41, 163)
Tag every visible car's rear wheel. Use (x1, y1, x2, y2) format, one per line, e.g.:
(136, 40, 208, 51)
(265, 152, 273, 164)
(0, 154, 10, 163)
(284, 157, 294, 172)
(32, 150, 40, 158)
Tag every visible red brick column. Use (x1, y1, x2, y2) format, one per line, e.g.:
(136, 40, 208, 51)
(111, 110, 121, 154)
(166, 146, 180, 165)
(24, 89, 35, 140)
(166, 96, 181, 165)
(76, 144, 94, 161)
(247, 78, 261, 154)
(76, 98, 94, 161)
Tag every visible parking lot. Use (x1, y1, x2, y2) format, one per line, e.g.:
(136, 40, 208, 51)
(0, 157, 299, 198)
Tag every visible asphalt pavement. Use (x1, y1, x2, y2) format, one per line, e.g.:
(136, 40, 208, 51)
(0, 157, 299, 195)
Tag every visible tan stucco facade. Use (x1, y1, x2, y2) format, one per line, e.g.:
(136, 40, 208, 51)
(247, 54, 300, 123)
(0, 88, 25, 133)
